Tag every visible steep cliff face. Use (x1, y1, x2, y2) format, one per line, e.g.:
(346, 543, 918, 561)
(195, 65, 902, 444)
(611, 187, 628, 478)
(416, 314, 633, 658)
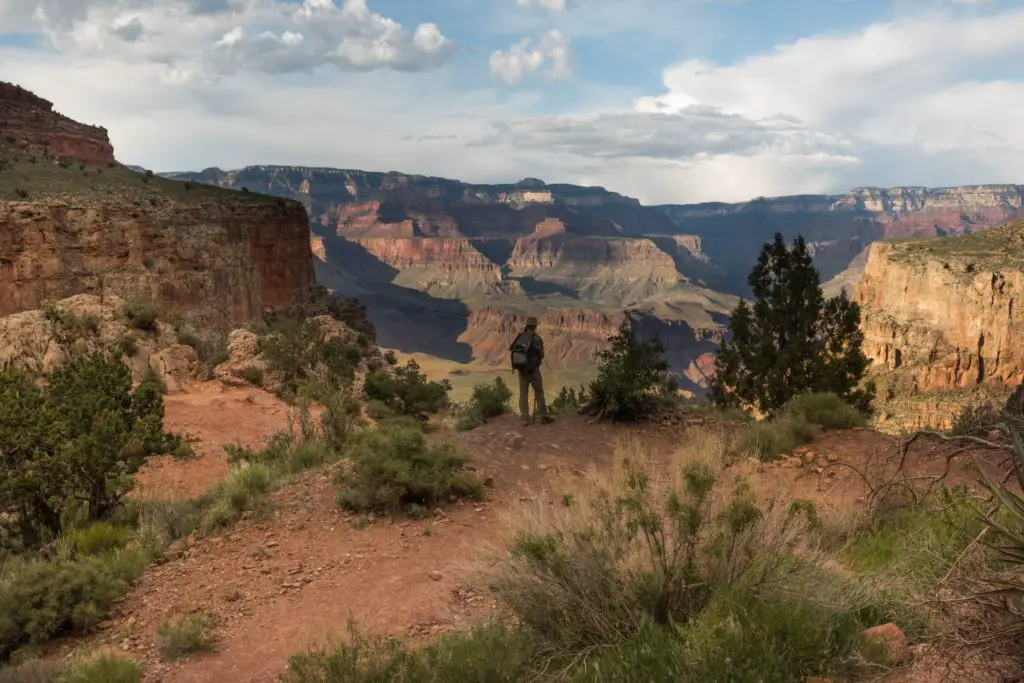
(0, 83, 314, 334)
(0, 197, 313, 331)
(0, 82, 115, 166)
(853, 221, 1024, 431)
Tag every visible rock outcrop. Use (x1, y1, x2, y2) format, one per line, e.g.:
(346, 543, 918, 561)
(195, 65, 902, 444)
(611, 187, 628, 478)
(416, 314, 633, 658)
(0, 83, 315, 334)
(854, 221, 1024, 431)
(0, 198, 313, 332)
(0, 294, 206, 390)
(0, 81, 115, 166)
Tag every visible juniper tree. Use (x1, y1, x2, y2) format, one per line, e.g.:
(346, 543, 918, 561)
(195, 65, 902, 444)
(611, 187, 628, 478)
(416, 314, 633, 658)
(712, 233, 872, 416)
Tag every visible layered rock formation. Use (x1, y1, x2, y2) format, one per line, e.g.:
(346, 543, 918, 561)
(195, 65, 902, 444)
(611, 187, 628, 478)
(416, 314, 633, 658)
(1, 83, 314, 336)
(657, 185, 1024, 293)
(0, 81, 115, 166)
(853, 221, 1024, 431)
(0, 199, 313, 330)
(163, 165, 1023, 396)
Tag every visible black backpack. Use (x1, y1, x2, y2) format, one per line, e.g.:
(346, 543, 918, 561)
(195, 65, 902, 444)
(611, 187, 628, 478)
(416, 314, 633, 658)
(510, 331, 540, 373)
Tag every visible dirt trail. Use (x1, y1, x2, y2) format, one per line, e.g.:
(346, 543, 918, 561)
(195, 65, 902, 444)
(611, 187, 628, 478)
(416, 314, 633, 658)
(68, 391, 1008, 683)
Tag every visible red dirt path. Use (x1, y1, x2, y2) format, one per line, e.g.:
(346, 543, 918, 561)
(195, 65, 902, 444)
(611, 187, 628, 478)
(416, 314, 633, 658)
(63, 388, 1011, 682)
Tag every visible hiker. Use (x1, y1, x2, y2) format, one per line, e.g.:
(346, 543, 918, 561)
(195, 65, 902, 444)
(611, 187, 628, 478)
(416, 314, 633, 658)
(510, 316, 553, 425)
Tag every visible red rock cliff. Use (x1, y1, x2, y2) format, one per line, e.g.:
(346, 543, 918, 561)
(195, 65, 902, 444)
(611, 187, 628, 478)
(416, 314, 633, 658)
(853, 221, 1024, 431)
(0, 83, 314, 332)
(0, 198, 314, 331)
(0, 82, 115, 166)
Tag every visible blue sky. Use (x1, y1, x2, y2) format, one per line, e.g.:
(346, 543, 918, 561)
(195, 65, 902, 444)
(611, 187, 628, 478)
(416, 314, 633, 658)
(1, 0, 1022, 203)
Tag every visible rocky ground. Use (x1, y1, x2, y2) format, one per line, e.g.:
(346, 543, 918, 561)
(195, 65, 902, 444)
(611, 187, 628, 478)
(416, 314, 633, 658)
(49, 386, 1013, 683)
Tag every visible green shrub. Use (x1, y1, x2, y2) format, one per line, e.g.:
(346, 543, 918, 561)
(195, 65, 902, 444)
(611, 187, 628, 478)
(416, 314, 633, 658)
(55, 654, 142, 683)
(240, 365, 264, 386)
(735, 415, 818, 461)
(122, 300, 157, 332)
(320, 393, 362, 452)
(259, 317, 364, 398)
(468, 378, 513, 419)
(486, 445, 808, 662)
(57, 523, 131, 559)
(362, 361, 450, 420)
(337, 426, 482, 515)
(155, 612, 217, 660)
(364, 400, 394, 421)
(0, 550, 148, 660)
(572, 580, 885, 682)
(782, 392, 867, 429)
(117, 334, 139, 358)
(551, 385, 587, 416)
(283, 622, 532, 683)
(0, 352, 178, 546)
(583, 315, 672, 422)
(455, 413, 483, 432)
(175, 328, 201, 349)
(41, 303, 101, 349)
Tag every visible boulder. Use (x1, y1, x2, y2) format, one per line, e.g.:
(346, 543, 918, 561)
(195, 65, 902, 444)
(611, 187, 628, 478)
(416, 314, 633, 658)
(862, 622, 909, 664)
(149, 344, 203, 393)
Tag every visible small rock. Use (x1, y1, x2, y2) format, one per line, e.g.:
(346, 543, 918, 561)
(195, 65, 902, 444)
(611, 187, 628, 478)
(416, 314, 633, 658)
(432, 508, 448, 519)
(862, 623, 908, 664)
(266, 541, 279, 548)
(429, 570, 443, 581)
(987, 429, 1003, 443)
(825, 453, 839, 463)
(483, 476, 495, 487)
(813, 466, 824, 475)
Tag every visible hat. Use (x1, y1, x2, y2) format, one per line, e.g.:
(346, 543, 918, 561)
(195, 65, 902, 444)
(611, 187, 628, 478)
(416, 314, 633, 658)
(525, 316, 539, 327)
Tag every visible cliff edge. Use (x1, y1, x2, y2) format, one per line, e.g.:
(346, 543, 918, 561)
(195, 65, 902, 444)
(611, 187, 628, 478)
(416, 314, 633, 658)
(853, 221, 1024, 431)
(0, 84, 314, 334)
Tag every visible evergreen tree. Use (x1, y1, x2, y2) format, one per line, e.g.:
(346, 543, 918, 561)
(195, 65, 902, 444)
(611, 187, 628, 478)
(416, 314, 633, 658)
(711, 233, 872, 416)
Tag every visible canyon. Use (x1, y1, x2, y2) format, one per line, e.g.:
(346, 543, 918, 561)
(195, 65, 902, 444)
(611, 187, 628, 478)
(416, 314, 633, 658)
(0, 85, 314, 338)
(164, 163, 1024, 397)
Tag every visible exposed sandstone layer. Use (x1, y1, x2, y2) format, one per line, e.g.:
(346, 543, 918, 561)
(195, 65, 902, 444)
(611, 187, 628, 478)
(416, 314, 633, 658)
(0, 198, 313, 332)
(853, 221, 1024, 431)
(1, 83, 315, 335)
(0, 294, 205, 390)
(0, 82, 115, 166)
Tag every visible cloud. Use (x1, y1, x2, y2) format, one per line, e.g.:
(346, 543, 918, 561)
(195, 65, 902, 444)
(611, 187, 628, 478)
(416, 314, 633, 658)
(2, 0, 454, 75)
(489, 29, 573, 84)
(515, 0, 570, 11)
(474, 6, 1024, 201)
(111, 16, 144, 42)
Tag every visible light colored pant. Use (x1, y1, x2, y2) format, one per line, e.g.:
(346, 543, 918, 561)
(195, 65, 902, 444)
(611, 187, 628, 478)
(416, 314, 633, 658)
(518, 369, 548, 419)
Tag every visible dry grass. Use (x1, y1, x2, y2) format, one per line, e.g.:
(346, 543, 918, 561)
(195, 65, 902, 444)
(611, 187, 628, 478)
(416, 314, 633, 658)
(472, 432, 818, 667)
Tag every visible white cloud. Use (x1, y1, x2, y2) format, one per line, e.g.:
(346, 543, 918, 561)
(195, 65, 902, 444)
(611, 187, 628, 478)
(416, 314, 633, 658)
(489, 29, 573, 85)
(2, 0, 455, 75)
(476, 7, 1024, 201)
(515, 0, 570, 11)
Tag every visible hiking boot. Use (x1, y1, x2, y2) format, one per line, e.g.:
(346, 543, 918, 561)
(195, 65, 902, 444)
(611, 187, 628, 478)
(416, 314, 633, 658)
(538, 415, 554, 425)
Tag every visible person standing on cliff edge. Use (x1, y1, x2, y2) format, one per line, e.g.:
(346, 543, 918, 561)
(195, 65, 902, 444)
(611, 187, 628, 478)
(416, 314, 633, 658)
(510, 316, 553, 425)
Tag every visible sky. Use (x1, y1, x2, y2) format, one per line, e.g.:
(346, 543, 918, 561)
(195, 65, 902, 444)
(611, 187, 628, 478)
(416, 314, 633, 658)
(1, 0, 1022, 204)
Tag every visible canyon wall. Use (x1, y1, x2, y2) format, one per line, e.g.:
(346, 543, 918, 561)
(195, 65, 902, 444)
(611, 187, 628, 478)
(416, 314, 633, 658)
(0, 81, 115, 166)
(853, 221, 1024, 431)
(0, 198, 314, 332)
(657, 185, 1024, 291)
(1, 83, 315, 335)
